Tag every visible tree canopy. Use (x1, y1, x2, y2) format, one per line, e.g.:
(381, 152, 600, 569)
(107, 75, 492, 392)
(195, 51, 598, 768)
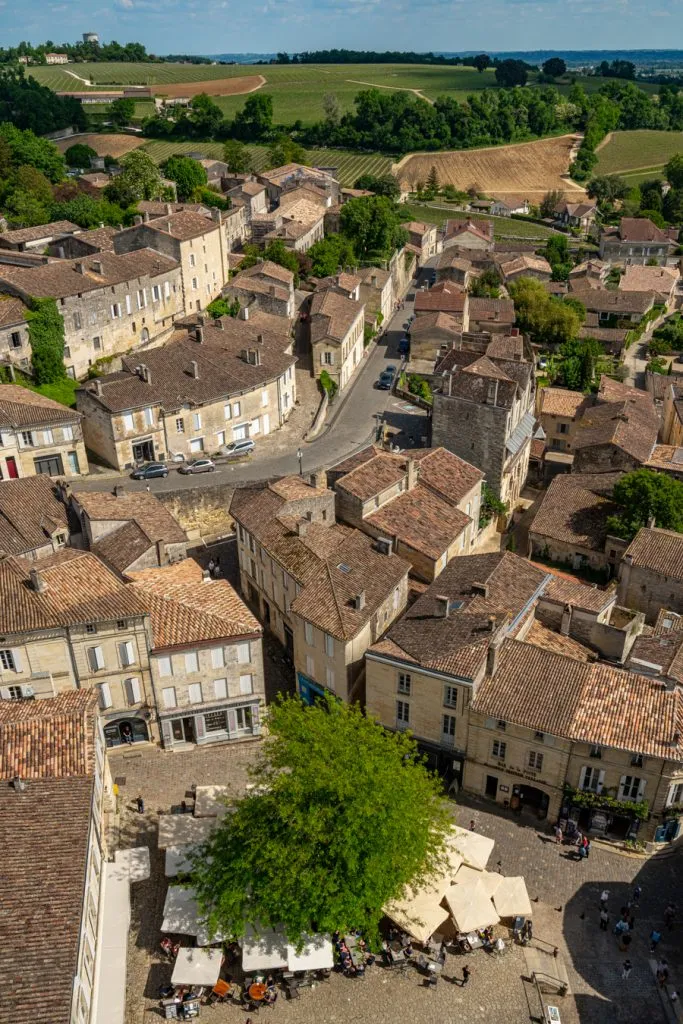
(191, 695, 451, 943)
(353, 173, 400, 200)
(64, 143, 97, 169)
(233, 93, 274, 141)
(542, 58, 567, 79)
(104, 150, 163, 206)
(162, 155, 207, 201)
(606, 469, 683, 541)
(223, 139, 252, 173)
(340, 195, 407, 262)
(495, 59, 528, 87)
(509, 277, 582, 348)
(307, 233, 356, 277)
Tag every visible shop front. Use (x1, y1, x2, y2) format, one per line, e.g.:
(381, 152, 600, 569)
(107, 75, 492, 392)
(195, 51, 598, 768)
(297, 672, 327, 707)
(159, 700, 261, 749)
(103, 715, 150, 748)
(559, 789, 647, 841)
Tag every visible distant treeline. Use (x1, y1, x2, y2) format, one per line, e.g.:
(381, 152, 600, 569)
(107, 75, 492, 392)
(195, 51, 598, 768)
(271, 49, 536, 70)
(0, 67, 85, 135)
(0, 39, 212, 64)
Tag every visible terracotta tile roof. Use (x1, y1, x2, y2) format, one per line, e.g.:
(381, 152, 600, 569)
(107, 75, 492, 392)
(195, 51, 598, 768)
(259, 163, 337, 187)
(468, 297, 515, 323)
(574, 393, 658, 466)
(485, 334, 525, 360)
(436, 252, 472, 272)
(334, 451, 406, 500)
(498, 255, 552, 278)
(617, 217, 673, 244)
(620, 264, 678, 295)
(525, 619, 595, 661)
(372, 552, 548, 679)
(240, 181, 267, 196)
(473, 639, 683, 758)
(129, 559, 260, 648)
(462, 354, 511, 380)
(623, 527, 683, 582)
(332, 446, 482, 507)
(411, 446, 483, 500)
(530, 438, 546, 460)
(92, 519, 155, 574)
(0, 477, 69, 556)
(73, 489, 186, 548)
(317, 271, 362, 294)
(310, 287, 363, 342)
(366, 483, 471, 559)
(579, 326, 628, 346)
(0, 384, 81, 428)
(72, 225, 117, 251)
(414, 281, 467, 314)
(0, 248, 177, 299)
(571, 288, 655, 315)
(0, 689, 98, 779)
(540, 388, 590, 418)
(541, 574, 616, 613)
(529, 472, 624, 551)
(145, 210, 221, 241)
(410, 310, 463, 335)
(0, 549, 147, 634)
(645, 443, 683, 473)
(628, 624, 683, 685)
(229, 274, 291, 302)
(0, 295, 28, 327)
(0, 776, 94, 1024)
(290, 530, 410, 641)
(570, 259, 606, 278)
(357, 266, 391, 288)
(646, 371, 683, 403)
(0, 220, 79, 244)
(445, 218, 494, 244)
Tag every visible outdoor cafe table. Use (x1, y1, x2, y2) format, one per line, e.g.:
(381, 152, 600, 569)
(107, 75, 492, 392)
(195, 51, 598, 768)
(248, 983, 268, 1002)
(171, 948, 223, 988)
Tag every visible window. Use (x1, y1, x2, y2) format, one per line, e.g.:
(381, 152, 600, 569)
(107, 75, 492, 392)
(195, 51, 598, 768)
(619, 775, 645, 801)
(122, 413, 134, 433)
(251, 417, 260, 436)
(152, 285, 161, 302)
(233, 705, 254, 734)
(205, 709, 227, 732)
(10, 331, 21, 349)
(98, 683, 112, 710)
(398, 672, 411, 695)
(528, 750, 544, 771)
(73, 312, 82, 330)
(125, 294, 132, 315)
(110, 303, 122, 319)
(136, 289, 145, 310)
(188, 683, 203, 704)
(323, 351, 333, 365)
(85, 623, 97, 635)
(0, 649, 18, 671)
(143, 407, 154, 427)
(589, 745, 602, 759)
(306, 655, 315, 677)
(176, 417, 185, 433)
(261, 390, 268, 407)
(42, 428, 54, 445)
(239, 673, 253, 695)
(492, 739, 506, 759)
(442, 714, 456, 743)
(579, 765, 604, 793)
(88, 646, 105, 671)
(93, 337, 101, 351)
(189, 253, 196, 267)
(496, 720, 507, 731)
(631, 753, 644, 768)
(192, 412, 201, 430)
(304, 622, 314, 646)
(396, 700, 410, 727)
(189, 437, 204, 454)
(444, 685, 458, 709)
(326, 666, 335, 690)
(213, 678, 227, 700)
(324, 633, 334, 657)
(192, 277, 198, 290)
(233, 402, 241, 417)
(237, 641, 251, 664)
(217, 430, 225, 447)
(119, 641, 135, 667)
(20, 431, 33, 447)
(162, 686, 177, 708)
(185, 651, 199, 673)
(124, 677, 142, 705)
(164, 281, 171, 299)
(224, 403, 232, 420)
(534, 731, 545, 741)
(63, 425, 73, 441)
(557, 422, 568, 434)
(157, 655, 172, 677)
(666, 782, 683, 807)
(64, 347, 71, 359)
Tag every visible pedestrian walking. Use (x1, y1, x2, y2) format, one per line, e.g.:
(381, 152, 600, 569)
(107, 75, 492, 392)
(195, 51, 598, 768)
(664, 903, 676, 929)
(599, 909, 609, 931)
(584, 838, 591, 858)
(622, 959, 633, 980)
(632, 885, 642, 907)
(650, 929, 662, 953)
(469, 819, 476, 832)
(600, 890, 610, 910)
(555, 825, 563, 844)
(620, 932, 632, 952)
(461, 965, 471, 987)
(136, 794, 144, 813)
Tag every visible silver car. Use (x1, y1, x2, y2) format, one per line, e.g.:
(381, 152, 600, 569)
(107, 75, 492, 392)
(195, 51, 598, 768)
(220, 438, 255, 459)
(178, 457, 216, 475)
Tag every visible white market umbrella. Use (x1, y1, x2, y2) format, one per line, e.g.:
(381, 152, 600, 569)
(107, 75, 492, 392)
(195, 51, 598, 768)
(452, 864, 486, 887)
(384, 881, 451, 944)
(286, 933, 334, 971)
(194, 785, 232, 819)
(492, 876, 532, 919)
(172, 947, 223, 987)
(444, 878, 500, 933)
(479, 871, 505, 898)
(158, 814, 215, 849)
(165, 845, 195, 878)
(241, 924, 288, 971)
(451, 825, 495, 871)
(162, 886, 199, 935)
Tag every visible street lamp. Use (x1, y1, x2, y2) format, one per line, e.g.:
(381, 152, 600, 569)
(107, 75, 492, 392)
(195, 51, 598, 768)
(296, 447, 303, 476)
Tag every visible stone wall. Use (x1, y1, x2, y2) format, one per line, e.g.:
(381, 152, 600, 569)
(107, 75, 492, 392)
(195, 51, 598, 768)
(158, 483, 236, 541)
(432, 392, 508, 497)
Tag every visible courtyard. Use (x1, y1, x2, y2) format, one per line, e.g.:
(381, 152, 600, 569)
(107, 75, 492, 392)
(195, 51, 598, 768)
(110, 741, 681, 1024)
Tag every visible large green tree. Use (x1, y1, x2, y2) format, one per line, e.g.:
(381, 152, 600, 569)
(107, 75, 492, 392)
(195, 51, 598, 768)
(64, 143, 97, 169)
(26, 298, 67, 385)
(267, 135, 307, 169)
(307, 233, 356, 277)
(606, 469, 683, 541)
(223, 138, 251, 173)
(509, 277, 582, 348)
(110, 97, 135, 127)
(0, 121, 65, 181)
(340, 195, 407, 261)
(191, 695, 451, 943)
(232, 93, 274, 141)
(665, 153, 683, 190)
(162, 155, 207, 201)
(104, 150, 162, 206)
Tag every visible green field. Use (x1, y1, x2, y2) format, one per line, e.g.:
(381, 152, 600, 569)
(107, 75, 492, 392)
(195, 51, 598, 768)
(141, 139, 392, 185)
(400, 202, 558, 240)
(595, 130, 683, 176)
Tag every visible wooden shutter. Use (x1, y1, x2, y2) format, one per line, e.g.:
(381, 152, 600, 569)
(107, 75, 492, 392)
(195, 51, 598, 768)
(618, 774, 627, 800)
(11, 648, 22, 673)
(211, 648, 224, 669)
(597, 770, 605, 794)
(161, 719, 173, 747)
(195, 715, 206, 739)
(227, 709, 238, 735)
(0, 687, 11, 700)
(251, 703, 261, 735)
(637, 778, 647, 800)
(125, 677, 141, 704)
(99, 683, 112, 710)
(578, 766, 588, 791)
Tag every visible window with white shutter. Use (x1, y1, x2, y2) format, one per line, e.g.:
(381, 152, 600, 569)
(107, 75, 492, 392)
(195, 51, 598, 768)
(304, 622, 314, 646)
(579, 765, 604, 793)
(188, 683, 203, 704)
(326, 666, 335, 690)
(306, 655, 315, 677)
(143, 407, 154, 427)
(124, 677, 142, 705)
(88, 646, 105, 671)
(157, 655, 172, 677)
(162, 687, 177, 708)
(236, 642, 251, 664)
(0, 649, 20, 672)
(98, 682, 112, 709)
(211, 647, 225, 669)
(185, 652, 199, 673)
(239, 674, 253, 695)
(119, 641, 135, 667)
(192, 412, 201, 431)
(324, 633, 334, 657)
(213, 678, 227, 700)
(122, 413, 134, 433)
(619, 775, 645, 801)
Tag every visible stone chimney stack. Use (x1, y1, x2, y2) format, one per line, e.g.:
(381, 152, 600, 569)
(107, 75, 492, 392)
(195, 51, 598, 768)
(486, 632, 504, 677)
(190, 360, 199, 379)
(435, 595, 450, 618)
(143, 211, 150, 223)
(406, 458, 419, 491)
(29, 567, 47, 593)
(560, 603, 573, 637)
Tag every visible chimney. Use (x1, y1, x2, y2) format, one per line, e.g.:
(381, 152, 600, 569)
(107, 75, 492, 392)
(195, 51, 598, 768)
(269, 285, 276, 296)
(12, 776, 26, 793)
(371, 273, 377, 287)
(510, 327, 519, 337)
(92, 260, 103, 275)
(311, 469, 327, 490)
(297, 521, 308, 538)
(647, 515, 656, 530)
(156, 539, 167, 565)
(114, 484, 125, 497)
(211, 207, 221, 222)
(74, 261, 85, 275)
(354, 591, 366, 611)
(471, 582, 488, 598)
(93, 379, 102, 397)
(202, 568, 212, 582)
(488, 614, 496, 632)
(560, 603, 573, 637)
(57, 480, 72, 502)
(190, 360, 199, 379)
(241, 306, 249, 321)
(406, 457, 419, 491)
(165, 203, 173, 215)
(134, 215, 143, 226)
(486, 633, 503, 676)
(241, 348, 250, 363)
(29, 567, 47, 593)
(253, 348, 261, 366)
(435, 594, 450, 618)
(486, 380, 499, 406)
(216, 319, 224, 330)
(143, 211, 150, 223)
(195, 327, 204, 344)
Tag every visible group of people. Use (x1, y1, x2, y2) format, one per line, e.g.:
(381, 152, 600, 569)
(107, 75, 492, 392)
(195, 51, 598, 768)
(332, 931, 375, 977)
(599, 887, 678, 992)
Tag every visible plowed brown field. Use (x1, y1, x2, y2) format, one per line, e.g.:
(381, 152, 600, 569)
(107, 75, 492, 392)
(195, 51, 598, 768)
(155, 75, 265, 98)
(54, 133, 145, 157)
(394, 134, 586, 198)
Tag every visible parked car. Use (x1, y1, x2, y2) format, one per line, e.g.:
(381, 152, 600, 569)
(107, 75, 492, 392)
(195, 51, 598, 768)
(399, 337, 410, 356)
(130, 462, 168, 480)
(220, 438, 255, 459)
(178, 458, 216, 475)
(376, 371, 395, 390)
(385, 364, 397, 375)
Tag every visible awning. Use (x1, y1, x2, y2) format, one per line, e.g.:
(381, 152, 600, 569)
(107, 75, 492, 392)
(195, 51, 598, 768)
(162, 886, 199, 935)
(444, 879, 500, 933)
(241, 925, 288, 971)
(492, 876, 532, 919)
(384, 881, 451, 944)
(451, 826, 495, 871)
(165, 846, 195, 878)
(452, 863, 486, 887)
(158, 814, 215, 849)
(172, 947, 223, 987)
(286, 934, 334, 971)
(479, 871, 505, 899)
(194, 785, 232, 819)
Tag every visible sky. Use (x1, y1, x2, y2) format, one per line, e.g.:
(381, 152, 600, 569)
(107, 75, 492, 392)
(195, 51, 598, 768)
(2, 0, 679, 56)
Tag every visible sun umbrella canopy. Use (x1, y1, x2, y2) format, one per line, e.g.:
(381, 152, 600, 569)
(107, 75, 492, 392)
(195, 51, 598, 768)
(444, 878, 500, 933)
(492, 876, 532, 919)
(241, 925, 288, 971)
(451, 825, 495, 871)
(194, 785, 232, 819)
(172, 947, 223, 987)
(286, 934, 334, 971)
(478, 871, 505, 898)
(158, 814, 215, 849)
(162, 886, 199, 935)
(452, 863, 486, 887)
(165, 845, 195, 878)
(384, 881, 451, 944)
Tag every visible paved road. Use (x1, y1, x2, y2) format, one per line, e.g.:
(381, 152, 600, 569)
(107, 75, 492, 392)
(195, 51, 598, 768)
(77, 274, 430, 493)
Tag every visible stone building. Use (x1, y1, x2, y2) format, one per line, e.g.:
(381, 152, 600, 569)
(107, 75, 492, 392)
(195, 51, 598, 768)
(617, 527, 683, 623)
(538, 387, 591, 454)
(0, 295, 30, 372)
(224, 261, 296, 319)
(0, 219, 80, 252)
(467, 297, 516, 334)
(442, 219, 494, 251)
(409, 312, 464, 364)
(0, 476, 71, 559)
(432, 351, 535, 507)
(257, 163, 340, 206)
(435, 252, 472, 288)
(364, 551, 548, 784)
(129, 560, 265, 749)
(465, 638, 683, 841)
(599, 217, 678, 266)
(404, 221, 439, 264)
(662, 380, 683, 446)
(0, 249, 183, 379)
(414, 282, 469, 324)
(357, 266, 394, 325)
(328, 445, 483, 582)
(0, 384, 87, 479)
(76, 316, 296, 470)
(114, 210, 227, 316)
(572, 378, 658, 474)
(496, 254, 552, 284)
(309, 287, 365, 392)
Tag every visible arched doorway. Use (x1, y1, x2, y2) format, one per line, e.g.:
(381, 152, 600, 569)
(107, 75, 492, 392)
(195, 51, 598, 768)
(103, 717, 149, 748)
(512, 784, 549, 819)
(141, 327, 150, 343)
